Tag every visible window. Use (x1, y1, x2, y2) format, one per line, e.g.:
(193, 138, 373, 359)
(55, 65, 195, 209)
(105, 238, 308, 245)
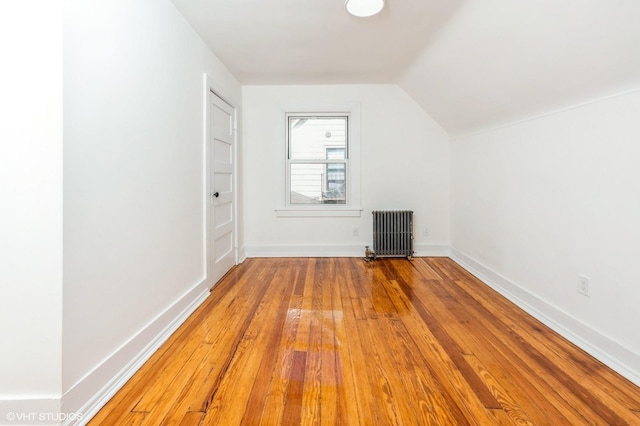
(287, 115, 347, 205)
(277, 108, 361, 217)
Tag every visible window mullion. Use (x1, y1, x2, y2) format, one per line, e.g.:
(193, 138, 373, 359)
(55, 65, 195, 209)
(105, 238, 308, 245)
(289, 159, 346, 164)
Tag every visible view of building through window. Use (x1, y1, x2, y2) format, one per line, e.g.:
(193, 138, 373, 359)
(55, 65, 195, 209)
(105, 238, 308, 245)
(287, 115, 348, 205)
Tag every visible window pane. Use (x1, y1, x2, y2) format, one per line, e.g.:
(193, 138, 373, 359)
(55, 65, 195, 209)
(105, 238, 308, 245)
(289, 117, 347, 160)
(290, 163, 346, 205)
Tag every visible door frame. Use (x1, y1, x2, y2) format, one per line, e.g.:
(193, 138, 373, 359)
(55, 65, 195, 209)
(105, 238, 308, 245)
(203, 73, 239, 289)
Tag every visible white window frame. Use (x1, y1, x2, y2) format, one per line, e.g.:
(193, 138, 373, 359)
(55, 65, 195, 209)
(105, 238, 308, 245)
(276, 105, 361, 217)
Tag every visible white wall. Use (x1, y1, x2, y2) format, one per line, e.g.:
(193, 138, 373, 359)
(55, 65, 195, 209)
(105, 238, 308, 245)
(451, 89, 640, 383)
(63, 0, 241, 416)
(0, 0, 63, 417)
(242, 85, 450, 257)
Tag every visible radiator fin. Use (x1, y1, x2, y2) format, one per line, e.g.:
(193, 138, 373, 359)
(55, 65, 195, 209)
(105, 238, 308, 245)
(372, 210, 414, 258)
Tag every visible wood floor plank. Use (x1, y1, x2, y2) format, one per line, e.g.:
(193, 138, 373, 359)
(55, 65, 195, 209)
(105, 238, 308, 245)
(258, 291, 303, 425)
(116, 412, 148, 426)
(319, 259, 339, 426)
(338, 284, 382, 424)
(90, 257, 640, 426)
(330, 265, 361, 425)
(200, 261, 294, 425)
(423, 260, 619, 424)
(282, 350, 307, 425)
(382, 279, 477, 425)
(157, 263, 279, 425)
(353, 312, 402, 424)
(443, 265, 640, 424)
(463, 353, 535, 426)
(366, 271, 422, 426)
(394, 264, 579, 424)
(300, 259, 323, 425)
(376, 268, 495, 425)
(131, 339, 209, 413)
(242, 262, 296, 424)
(440, 282, 601, 424)
(177, 411, 203, 426)
(384, 258, 587, 424)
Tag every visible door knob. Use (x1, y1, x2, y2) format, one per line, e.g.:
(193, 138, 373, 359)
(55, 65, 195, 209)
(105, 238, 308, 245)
(212, 192, 219, 198)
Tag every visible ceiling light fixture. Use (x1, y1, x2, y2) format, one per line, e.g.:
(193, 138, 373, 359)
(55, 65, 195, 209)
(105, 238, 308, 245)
(345, 0, 384, 17)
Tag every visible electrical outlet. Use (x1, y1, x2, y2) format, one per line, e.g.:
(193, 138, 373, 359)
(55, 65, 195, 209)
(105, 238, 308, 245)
(423, 227, 429, 237)
(352, 227, 359, 237)
(577, 275, 590, 297)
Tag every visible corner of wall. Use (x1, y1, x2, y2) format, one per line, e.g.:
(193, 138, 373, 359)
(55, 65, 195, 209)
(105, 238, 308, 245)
(238, 246, 247, 263)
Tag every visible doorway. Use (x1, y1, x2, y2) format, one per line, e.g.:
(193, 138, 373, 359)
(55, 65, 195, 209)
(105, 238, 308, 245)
(207, 90, 236, 286)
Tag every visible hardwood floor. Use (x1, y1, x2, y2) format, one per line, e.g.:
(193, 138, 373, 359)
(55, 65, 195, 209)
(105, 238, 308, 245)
(89, 257, 640, 425)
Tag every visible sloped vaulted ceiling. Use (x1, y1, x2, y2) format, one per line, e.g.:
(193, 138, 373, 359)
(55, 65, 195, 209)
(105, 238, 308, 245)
(171, 0, 640, 135)
(399, 0, 640, 135)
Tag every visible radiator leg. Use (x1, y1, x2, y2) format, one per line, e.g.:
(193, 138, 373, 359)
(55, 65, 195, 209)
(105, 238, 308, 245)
(364, 245, 376, 262)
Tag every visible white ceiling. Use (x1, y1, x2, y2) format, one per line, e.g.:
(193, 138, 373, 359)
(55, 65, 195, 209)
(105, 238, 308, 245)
(171, 0, 640, 134)
(171, 0, 465, 84)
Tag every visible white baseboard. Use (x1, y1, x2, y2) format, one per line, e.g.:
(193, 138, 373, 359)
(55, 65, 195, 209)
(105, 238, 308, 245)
(245, 243, 450, 258)
(61, 279, 211, 425)
(246, 244, 365, 258)
(450, 247, 640, 387)
(0, 397, 61, 425)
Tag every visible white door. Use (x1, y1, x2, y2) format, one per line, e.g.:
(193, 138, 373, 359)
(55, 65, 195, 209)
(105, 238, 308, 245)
(208, 92, 236, 285)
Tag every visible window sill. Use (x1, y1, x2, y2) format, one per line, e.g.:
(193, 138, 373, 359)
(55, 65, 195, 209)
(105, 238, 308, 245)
(275, 208, 362, 218)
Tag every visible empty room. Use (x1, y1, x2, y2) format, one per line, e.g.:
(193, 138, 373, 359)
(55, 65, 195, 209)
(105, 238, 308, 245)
(3, 0, 640, 424)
